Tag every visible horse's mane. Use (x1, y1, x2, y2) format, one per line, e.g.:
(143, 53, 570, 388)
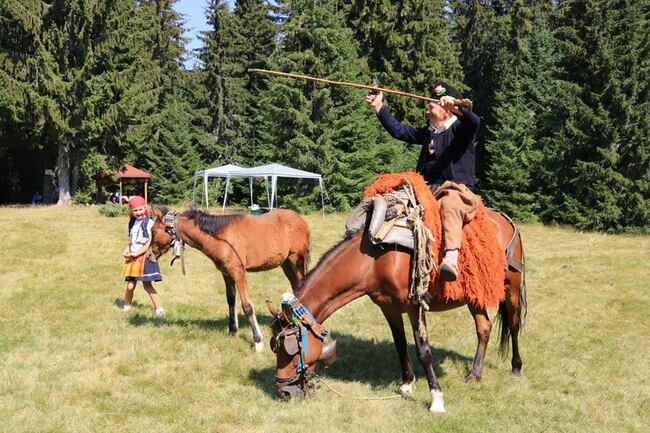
(182, 209, 245, 235)
(296, 232, 359, 297)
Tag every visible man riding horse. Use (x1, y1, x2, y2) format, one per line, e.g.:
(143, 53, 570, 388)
(366, 82, 480, 282)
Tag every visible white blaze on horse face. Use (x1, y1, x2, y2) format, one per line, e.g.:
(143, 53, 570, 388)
(429, 390, 446, 413)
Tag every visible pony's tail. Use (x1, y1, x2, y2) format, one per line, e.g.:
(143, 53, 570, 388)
(497, 235, 527, 358)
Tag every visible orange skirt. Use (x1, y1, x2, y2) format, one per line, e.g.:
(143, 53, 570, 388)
(121, 254, 146, 278)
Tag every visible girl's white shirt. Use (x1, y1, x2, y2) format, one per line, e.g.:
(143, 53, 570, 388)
(129, 218, 154, 253)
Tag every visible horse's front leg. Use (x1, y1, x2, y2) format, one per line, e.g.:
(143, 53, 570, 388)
(379, 305, 415, 397)
(229, 269, 264, 352)
(465, 304, 491, 382)
(222, 274, 238, 336)
(406, 307, 445, 413)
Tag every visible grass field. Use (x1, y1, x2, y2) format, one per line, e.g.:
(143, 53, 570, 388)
(0, 205, 648, 433)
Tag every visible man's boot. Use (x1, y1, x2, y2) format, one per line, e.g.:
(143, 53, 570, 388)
(439, 249, 459, 282)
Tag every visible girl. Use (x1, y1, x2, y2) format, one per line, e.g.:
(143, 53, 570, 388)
(121, 196, 165, 316)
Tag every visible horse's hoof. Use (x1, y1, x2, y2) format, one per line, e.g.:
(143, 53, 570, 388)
(512, 368, 521, 377)
(254, 341, 264, 352)
(464, 373, 481, 383)
(399, 381, 415, 398)
(429, 390, 446, 413)
(228, 330, 237, 337)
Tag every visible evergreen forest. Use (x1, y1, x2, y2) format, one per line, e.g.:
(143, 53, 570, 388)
(1, 0, 648, 232)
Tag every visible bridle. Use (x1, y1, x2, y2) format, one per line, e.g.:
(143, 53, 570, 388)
(270, 295, 329, 398)
(162, 211, 186, 275)
(271, 320, 312, 395)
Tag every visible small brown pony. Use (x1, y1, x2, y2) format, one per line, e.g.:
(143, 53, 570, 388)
(150, 207, 310, 352)
(267, 208, 525, 412)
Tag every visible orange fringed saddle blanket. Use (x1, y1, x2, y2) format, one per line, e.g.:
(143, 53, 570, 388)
(364, 172, 506, 309)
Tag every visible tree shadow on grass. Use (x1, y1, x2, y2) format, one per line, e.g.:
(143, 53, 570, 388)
(248, 331, 474, 397)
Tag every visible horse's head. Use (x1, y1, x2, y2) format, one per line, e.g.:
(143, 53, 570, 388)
(150, 206, 176, 259)
(266, 295, 337, 400)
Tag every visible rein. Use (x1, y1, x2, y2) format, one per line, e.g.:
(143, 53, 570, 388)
(312, 373, 402, 401)
(163, 211, 187, 276)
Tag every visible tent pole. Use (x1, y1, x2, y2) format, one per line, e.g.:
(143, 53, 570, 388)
(249, 177, 254, 205)
(319, 178, 325, 218)
(204, 173, 209, 208)
(222, 176, 230, 214)
(271, 176, 277, 209)
(264, 176, 270, 208)
(192, 175, 197, 205)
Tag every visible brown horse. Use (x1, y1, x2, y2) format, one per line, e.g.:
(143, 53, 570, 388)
(267, 208, 525, 412)
(150, 207, 311, 352)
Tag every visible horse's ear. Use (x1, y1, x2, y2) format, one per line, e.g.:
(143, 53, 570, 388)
(266, 300, 279, 318)
(151, 205, 165, 220)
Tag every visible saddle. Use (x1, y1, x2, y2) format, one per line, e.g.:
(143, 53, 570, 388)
(345, 188, 420, 250)
(346, 190, 524, 274)
(349, 172, 521, 310)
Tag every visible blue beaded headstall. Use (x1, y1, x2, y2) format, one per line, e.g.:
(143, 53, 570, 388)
(271, 293, 329, 374)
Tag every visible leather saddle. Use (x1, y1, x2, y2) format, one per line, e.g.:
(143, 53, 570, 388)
(345, 191, 416, 250)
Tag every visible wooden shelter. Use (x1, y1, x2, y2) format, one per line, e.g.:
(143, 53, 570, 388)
(96, 164, 151, 203)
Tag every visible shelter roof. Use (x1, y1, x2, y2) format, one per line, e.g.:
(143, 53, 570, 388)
(97, 164, 151, 179)
(117, 164, 151, 179)
(233, 163, 321, 179)
(194, 164, 245, 178)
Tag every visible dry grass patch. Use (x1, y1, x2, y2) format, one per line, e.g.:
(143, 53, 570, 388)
(0, 206, 648, 432)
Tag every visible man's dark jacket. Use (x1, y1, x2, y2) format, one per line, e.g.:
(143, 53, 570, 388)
(377, 105, 480, 188)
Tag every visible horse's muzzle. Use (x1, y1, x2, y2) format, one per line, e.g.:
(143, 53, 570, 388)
(275, 373, 313, 400)
(277, 384, 306, 400)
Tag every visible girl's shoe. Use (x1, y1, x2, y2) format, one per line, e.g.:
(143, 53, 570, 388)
(155, 307, 165, 317)
(122, 304, 132, 312)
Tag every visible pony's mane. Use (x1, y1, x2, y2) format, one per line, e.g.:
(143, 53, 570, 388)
(182, 209, 245, 235)
(296, 231, 360, 297)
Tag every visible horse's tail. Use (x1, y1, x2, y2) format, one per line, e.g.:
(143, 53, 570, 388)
(497, 225, 527, 358)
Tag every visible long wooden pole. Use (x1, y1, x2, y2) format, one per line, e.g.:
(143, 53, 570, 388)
(247, 68, 473, 109)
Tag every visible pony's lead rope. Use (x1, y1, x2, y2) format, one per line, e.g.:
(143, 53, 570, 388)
(313, 374, 403, 401)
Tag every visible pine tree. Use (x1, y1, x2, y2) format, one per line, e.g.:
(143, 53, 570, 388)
(131, 0, 209, 203)
(609, 0, 650, 229)
(198, 0, 276, 167)
(346, 0, 464, 124)
(0, 0, 156, 204)
(257, 0, 408, 210)
(540, 0, 649, 231)
(140, 98, 203, 203)
(482, 1, 552, 221)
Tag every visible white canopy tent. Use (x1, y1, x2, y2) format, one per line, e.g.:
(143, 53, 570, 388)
(192, 164, 249, 207)
(192, 163, 326, 215)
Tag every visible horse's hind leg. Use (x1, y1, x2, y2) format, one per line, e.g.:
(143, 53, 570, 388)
(379, 305, 415, 397)
(281, 258, 300, 293)
(502, 274, 523, 376)
(222, 274, 238, 336)
(406, 308, 445, 413)
(465, 304, 492, 383)
(282, 247, 309, 293)
(230, 269, 264, 352)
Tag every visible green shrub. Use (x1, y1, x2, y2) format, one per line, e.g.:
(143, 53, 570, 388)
(98, 202, 127, 217)
(72, 191, 93, 205)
